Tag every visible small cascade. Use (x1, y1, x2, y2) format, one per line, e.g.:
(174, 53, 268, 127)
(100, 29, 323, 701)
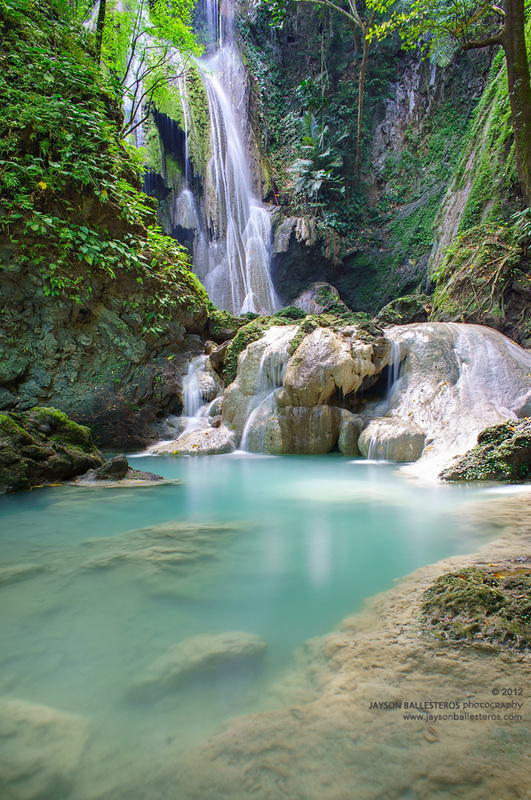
(183, 355, 209, 417)
(382, 322, 531, 474)
(239, 327, 295, 452)
(386, 338, 403, 400)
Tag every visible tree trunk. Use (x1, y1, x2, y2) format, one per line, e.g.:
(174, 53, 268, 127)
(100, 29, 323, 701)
(95, 0, 107, 65)
(354, 12, 375, 179)
(501, 0, 531, 207)
(463, 0, 531, 206)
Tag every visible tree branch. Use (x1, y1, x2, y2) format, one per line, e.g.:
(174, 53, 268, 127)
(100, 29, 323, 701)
(462, 31, 504, 49)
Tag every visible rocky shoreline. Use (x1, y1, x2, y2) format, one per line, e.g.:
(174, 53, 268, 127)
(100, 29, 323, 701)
(164, 491, 531, 800)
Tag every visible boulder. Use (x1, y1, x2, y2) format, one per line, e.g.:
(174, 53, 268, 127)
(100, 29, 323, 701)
(293, 282, 349, 315)
(440, 418, 531, 482)
(153, 424, 237, 456)
(0, 699, 86, 800)
(278, 327, 382, 407)
(131, 632, 268, 698)
(338, 414, 365, 456)
(358, 417, 426, 462)
(0, 407, 104, 493)
(243, 402, 342, 455)
(76, 454, 164, 483)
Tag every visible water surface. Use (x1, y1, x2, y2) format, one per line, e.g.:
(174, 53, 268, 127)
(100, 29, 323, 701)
(0, 454, 497, 797)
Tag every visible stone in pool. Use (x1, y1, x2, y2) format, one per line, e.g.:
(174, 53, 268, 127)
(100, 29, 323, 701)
(131, 632, 268, 698)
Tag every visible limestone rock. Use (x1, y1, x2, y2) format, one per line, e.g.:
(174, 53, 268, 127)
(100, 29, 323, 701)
(338, 414, 365, 456)
(246, 404, 342, 455)
(0, 699, 86, 800)
(153, 424, 237, 456)
(131, 632, 268, 698)
(358, 417, 426, 462)
(293, 282, 348, 315)
(440, 418, 531, 482)
(279, 327, 378, 407)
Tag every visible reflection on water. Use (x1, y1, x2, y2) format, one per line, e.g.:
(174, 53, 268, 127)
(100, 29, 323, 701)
(0, 455, 501, 798)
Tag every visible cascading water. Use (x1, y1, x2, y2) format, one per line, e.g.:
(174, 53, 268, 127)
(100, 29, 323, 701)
(239, 327, 295, 452)
(167, 0, 277, 316)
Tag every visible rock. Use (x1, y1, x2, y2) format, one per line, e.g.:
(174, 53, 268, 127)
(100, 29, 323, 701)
(245, 403, 342, 455)
(338, 414, 365, 456)
(209, 339, 231, 373)
(76, 454, 164, 483)
(293, 282, 349, 315)
(131, 632, 267, 698)
(278, 327, 382, 407)
(222, 326, 298, 438)
(358, 417, 426, 462)
(0, 407, 105, 493)
(375, 293, 431, 326)
(152, 424, 237, 456)
(79, 520, 239, 571)
(440, 418, 531, 482)
(0, 699, 86, 800)
(0, 389, 17, 410)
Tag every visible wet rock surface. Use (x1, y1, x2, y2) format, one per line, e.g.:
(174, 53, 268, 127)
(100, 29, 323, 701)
(165, 500, 531, 800)
(0, 699, 86, 800)
(440, 418, 531, 482)
(0, 407, 104, 493)
(358, 417, 427, 462)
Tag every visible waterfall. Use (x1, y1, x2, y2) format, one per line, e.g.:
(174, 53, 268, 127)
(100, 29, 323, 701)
(183, 355, 209, 417)
(164, 0, 277, 316)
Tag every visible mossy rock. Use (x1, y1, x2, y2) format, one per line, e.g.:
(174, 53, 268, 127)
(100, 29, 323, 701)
(421, 566, 531, 650)
(440, 418, 531, 482)
(0, 407, 104, 493)
(376, 294, 431, 326)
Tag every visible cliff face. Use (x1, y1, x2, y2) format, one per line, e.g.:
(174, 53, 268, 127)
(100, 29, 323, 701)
(0, 0, 209, 449)
(237, 1, 492, 313)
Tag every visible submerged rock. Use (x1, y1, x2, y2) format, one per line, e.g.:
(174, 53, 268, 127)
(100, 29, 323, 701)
(0, 407, 104, 493)
(440, 418, 531, 482)
(131, 632, 267, 698)
(79, 521, 240, 571)
(0, 699, 86, 800)
(358, 417, 427, 462)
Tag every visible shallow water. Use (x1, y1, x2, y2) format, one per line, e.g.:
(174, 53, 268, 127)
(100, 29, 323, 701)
(0, 455, 500, 797)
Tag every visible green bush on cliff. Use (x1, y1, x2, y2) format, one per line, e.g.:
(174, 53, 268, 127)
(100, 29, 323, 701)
(0, 0, 207, 325)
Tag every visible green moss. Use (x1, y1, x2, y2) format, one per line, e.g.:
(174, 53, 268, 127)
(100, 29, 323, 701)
(208, 308, 248, 339)
(430, 224, 522, 324)
(145, 118, 163, 175)
(26, 407, 97, 452)
(164, 154, 183, 189)
(421, 567, 531, 650)
(185, 63, 211, 176)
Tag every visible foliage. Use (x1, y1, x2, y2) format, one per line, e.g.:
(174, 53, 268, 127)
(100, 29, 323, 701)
(430, 224, 522, 324)
(0, 0, 207, 328)
(367, 0, 503, 58)
(288, 111, 345, 212)
(101, 0, 201, 138)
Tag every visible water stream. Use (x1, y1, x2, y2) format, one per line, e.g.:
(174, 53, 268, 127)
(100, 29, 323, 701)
(0, 455, 504, 798)
(166, 0, 277, 315)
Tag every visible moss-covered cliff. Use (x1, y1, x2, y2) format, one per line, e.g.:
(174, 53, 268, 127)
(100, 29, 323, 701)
(0, 0, 210, 448)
